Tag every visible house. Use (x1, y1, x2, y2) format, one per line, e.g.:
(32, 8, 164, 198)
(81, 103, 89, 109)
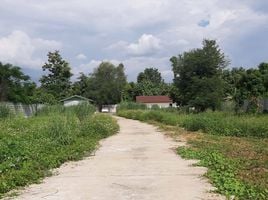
(60, 95, 93, 107)
(136, 96, 176, 108)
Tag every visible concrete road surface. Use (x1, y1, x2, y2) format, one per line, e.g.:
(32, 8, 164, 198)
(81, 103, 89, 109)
(10, 117, 225, 200)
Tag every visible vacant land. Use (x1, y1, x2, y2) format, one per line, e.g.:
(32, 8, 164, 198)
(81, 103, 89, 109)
(8, 117, 224, 200)
(0, 104, 119, 198)
(117, 110, 268, 199)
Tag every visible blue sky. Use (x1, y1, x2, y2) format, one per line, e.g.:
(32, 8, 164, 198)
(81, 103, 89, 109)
(0, 0, 267, 82)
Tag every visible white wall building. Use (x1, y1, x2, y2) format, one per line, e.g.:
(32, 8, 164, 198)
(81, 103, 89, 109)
(136, 96, 176, 108)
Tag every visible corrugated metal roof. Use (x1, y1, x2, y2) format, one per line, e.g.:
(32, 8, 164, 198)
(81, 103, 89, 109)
(60, 95, 93, 102)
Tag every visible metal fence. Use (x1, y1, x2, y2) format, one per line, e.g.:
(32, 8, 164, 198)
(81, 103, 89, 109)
(0, 102, 44, 117)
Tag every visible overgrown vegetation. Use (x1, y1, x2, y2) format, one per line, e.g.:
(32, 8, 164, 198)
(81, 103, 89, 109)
(117, 101, 147, 111)
(178, 134, 268, 199)
(117, 108, 268, 199)
(0, 104, 119, 197)
(0, 105, 13, 119)
(117, 109, 268, 138)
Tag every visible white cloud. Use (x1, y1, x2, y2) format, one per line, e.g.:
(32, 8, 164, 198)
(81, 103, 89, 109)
(0, 1, 268, 81)
(127, 34, 161, 56)
(0, 30, 62, 69)
(76, 53, 87, 60)
(108, 34, 161, 56)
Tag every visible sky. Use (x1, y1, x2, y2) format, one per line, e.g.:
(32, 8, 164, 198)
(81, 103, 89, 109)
(0, 0, 268, 83)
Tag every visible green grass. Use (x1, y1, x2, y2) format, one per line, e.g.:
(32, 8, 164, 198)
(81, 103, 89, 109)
(117, 110, 268, 138)
(0, 104, 119, 197)
(117, 101, 147, 111)
(117, 109, 268, 199)
(178, 136, 268, 199)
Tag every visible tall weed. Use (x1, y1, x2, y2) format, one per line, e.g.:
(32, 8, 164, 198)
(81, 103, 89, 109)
(117, 110, 268, 138)
(0, 105, 13, 119)
(0, 105, 117, 197)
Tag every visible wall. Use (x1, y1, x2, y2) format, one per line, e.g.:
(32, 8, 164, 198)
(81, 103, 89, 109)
(144, 103, 176, 109)
(0, 102, 44, 117)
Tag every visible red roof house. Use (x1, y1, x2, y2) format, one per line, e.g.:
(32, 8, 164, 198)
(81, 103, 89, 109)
(136, 96, 172, 103)
(136, 96, 174, 108)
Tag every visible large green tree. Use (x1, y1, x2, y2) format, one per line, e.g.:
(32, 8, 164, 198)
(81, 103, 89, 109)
(171, 39, 228, 112)
(134, 67, 170, 96)
(0, 62, 36, 103)
(223, 65, 267, 112)
(258, 62, 268, 96)
(40, 51, 72, 101)
(137, 67, 163, 84)
(84, 62, 127, 109)
(71, 73, 90, 96)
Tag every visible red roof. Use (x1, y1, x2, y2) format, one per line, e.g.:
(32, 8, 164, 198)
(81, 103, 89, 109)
(136, 96, 173, 103)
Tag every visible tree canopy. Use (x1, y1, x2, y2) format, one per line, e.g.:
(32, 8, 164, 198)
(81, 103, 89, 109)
(73, 62, 127, 109)
(137, 67, 163, 84)
(40, 51, 72, 100)
(0, 62, 36, 103)
(223, 64, 268, 112)
(171, 39, 228, 112)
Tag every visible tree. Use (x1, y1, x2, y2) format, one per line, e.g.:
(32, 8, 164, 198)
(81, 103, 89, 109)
(134, 67, 170, 97)
(171, 39, 228, 112)
(0, 62, 36, 103)
(137, 68, 163, 84)
(134, 80, 170, 96)
(40, 51, 72, 101)
(258, 62, 268, 96)
(122, 82, 136, 101)
(71, 73, 90, 96)
(223, 64, 268, 113)
(86, 62, 127, 109)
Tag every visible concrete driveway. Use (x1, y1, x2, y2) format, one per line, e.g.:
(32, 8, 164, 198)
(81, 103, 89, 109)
(10, 117, 224, 200)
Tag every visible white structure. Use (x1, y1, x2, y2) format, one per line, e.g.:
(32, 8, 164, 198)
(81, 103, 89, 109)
(60, 95, 93, 107)
(136, 96, 176, 108)
(101, 105, 117, 113)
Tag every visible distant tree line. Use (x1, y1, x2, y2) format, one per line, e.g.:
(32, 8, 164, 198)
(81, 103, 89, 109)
(0, 40, 267, 113)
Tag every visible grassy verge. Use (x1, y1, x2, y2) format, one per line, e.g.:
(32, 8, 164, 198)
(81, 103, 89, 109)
(117, 110, 268, 138)
(117, 110, 268, 199)
(0, 104, 119, 197)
